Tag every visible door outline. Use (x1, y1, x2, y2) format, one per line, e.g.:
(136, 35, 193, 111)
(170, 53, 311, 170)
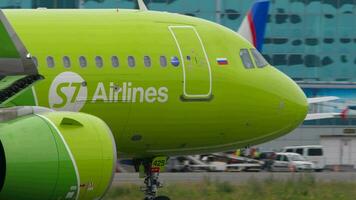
(168, 26, 212, 99)
(341, 139, 352, 165)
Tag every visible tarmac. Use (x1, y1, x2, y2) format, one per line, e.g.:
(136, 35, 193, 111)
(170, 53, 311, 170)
(113, 172, 356, 185)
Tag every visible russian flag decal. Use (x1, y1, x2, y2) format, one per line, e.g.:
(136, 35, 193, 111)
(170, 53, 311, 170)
(217, 58, 228, 65)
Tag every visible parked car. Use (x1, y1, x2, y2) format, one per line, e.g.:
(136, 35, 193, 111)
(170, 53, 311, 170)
(271, 153, 315, 172)
(282, 145, 325, 171)
(167, 156, 208, 172)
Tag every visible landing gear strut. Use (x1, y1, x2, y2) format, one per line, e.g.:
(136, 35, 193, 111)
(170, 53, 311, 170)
(136, 157, 170, 200)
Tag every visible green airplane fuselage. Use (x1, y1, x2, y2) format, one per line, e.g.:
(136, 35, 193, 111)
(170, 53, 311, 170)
(3, 9, 308, 158)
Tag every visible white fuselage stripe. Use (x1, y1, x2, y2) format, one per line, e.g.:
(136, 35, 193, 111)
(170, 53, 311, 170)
(32, 86, 39, 106)
(36, 114, 81, 200)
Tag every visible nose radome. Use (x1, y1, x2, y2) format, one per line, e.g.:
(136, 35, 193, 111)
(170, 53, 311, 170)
(230, 64, 308, 146)
(291, 82, 308, 122)
(278, 71, 308, 127)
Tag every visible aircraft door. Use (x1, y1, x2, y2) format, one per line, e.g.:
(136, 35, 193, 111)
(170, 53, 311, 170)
(169, 26, 212, 100)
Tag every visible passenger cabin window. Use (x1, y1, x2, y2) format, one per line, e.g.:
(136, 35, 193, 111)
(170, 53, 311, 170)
(160, 56, 167, 67)
(95, 56, 103, 68)
(240, 49, 254, 69)
(79, 56, 87, 68)
(63, 56, 71, 68)
(144, 56, 151, 67)
(47, 56, 55, 68)
(32, 56, 38, 68)
(111, 56, 119, 68)
(128, 56, 135, 67)
(251, 49, 268, 68)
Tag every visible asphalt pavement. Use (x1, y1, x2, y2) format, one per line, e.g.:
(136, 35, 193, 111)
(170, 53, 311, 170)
(112, 172, 356, 185)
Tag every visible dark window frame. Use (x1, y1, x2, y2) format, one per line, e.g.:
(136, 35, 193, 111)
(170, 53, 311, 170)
(46, 56, 55, 68)
(296, 148, 304, 155)
(111, 56, 119, 68)
(160, 56, 167, 67)
(308, 148, 323, 156)
(79, 56, 87, 68)
(286, 149, 294, 153)
(95, 56, 104, 68)
(128, 56, 136, 68)
(63, 56, 71, 68)
(144, 56, 151, 67)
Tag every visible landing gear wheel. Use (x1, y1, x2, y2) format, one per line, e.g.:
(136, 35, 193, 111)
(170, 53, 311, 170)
(154, 196, 171, 200)
(138, 157, 169, 200)
(145, 196, 170, 200)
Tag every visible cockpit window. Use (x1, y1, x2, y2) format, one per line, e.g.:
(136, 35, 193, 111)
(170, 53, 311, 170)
(251, 49, 268, 68)
(239, 49, 254, 69)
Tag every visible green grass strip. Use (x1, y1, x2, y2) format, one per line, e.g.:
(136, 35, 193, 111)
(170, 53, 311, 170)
(105, 175, 356, 200)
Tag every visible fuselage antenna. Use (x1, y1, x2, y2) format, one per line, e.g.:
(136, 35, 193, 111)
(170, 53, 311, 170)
(137, 0, 148, 11)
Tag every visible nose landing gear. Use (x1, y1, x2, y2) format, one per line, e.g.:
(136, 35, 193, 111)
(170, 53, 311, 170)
(137, 157, 170, 200)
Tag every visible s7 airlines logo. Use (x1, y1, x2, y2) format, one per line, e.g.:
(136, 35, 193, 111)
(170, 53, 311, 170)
(49, 72, 87, 111)
(49, 72, 169, 111)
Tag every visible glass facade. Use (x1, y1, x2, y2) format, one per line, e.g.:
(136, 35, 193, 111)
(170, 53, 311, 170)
(264, 0, 356, 83)
(0, 1, 31, 8)
(1, 0, 355, 125)
(32, 0, 79, 8)
(3, 0, 355, 82)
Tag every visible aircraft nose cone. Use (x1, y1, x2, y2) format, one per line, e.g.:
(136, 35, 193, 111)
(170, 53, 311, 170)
(245, 66, 309, 144)
(275, 71, 308, 130)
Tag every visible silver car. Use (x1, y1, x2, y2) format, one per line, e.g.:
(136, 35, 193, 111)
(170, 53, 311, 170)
(271, 153, 315, 172)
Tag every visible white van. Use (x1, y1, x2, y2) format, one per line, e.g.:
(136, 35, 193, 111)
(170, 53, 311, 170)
(271, 153, 315, 172)
(282, 145, 326, 171)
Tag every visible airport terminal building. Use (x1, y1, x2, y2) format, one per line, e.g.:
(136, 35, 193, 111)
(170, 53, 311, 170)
(2, 0, 355, 164)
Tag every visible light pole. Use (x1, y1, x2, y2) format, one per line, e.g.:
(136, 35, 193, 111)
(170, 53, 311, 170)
(78, 0, 85, 8)
(216, 0, 222, 24)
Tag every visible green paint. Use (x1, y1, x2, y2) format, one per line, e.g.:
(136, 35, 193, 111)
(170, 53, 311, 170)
(170, 27, 211, 97)
(2, 9, 308, 158)
(0, 76, 37, 107)
(0, 76, 25, 90)
(53, 82, 70, 108)
(4, 87, 37, 107)
(152, 156, 168, 172)
(0, 115, 78, 200)
(0, 21, 20, 58)
(71, 82, 82, 103)
(0, 112, 116, 200)
(42, 112, 116, 200)
(0, 8, 311, 200)
(0, 76, 42, 107)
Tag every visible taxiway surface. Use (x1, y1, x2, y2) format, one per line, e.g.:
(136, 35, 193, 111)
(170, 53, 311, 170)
(113, 172, 356, 185)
